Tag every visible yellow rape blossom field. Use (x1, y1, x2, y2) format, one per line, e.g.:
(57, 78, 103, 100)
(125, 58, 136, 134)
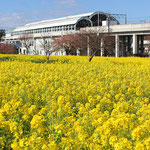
(0, 54, 150, 150)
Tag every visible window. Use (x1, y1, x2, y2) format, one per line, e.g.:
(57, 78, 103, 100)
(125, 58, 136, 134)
(64, 26, 66, 31)
(69, 25, 72, 30)
(59, 26, 62, 31)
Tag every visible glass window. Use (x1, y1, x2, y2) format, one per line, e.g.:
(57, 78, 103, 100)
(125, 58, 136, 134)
(66, 26, 69, 30)
(48, 28, 51, 32)
(59, 26, 62, 31)
(57, 27, 59, 31)
(64, 26, 66, 31)
(69, 25, 72, 30)
(67, 26, 69, 30)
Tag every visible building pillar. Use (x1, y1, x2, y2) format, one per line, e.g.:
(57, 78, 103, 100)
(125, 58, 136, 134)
(18, 48, 21, 54)
(121, 36, 126, 56)
(137, 36, 140, 54)
(133, 34, 138, 55)
(34, 38, 36, 54)
(101, 39, 104, 56)
(127, 36, 131, 55)
(76, 49, 80, 56)
(87, 36, 90, 56)
(115, 35, 119, 57)
(141, 35, 144, 53)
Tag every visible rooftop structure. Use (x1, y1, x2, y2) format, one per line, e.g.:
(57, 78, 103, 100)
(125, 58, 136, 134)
(10, 11, 119, 37)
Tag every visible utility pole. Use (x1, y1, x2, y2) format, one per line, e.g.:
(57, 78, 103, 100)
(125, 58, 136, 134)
(125, 15, 127, 24)
(98, 12, 100, 26)
(107, 14, 110, 33)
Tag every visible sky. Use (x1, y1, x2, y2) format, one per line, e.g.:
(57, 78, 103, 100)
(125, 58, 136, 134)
(1, 0, 150, 30)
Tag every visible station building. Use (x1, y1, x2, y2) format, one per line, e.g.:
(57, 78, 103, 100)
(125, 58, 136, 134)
(5, 11, 119, 55)
(4, 11, 150, 57)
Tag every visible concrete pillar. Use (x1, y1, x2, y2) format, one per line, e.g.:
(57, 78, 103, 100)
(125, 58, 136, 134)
(123, 36, 127, 56)
(101, 39, 104, 56)
(141, 36, 144, 53)
(133, 34, 138, 55)
(127, 36, 131, 54)
(87, 36, 90, 56)
(137, 36, 139, 54)
(19, 48, 21, 54)
(34, 38, 36, 54)
(115, 35, 119, 57)
(121, 36, 126, 56)
(76, 49, 80, 56)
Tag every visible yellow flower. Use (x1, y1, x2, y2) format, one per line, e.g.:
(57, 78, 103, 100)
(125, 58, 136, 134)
(0, 55, 150, 149)
(9, 121, 18, 133)
(109, 136, 118, 146)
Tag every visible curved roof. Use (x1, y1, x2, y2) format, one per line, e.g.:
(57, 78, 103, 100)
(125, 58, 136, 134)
(90, 11, 119, 24)
(75, 17, 93, 27)
(14, 11, 119, 32)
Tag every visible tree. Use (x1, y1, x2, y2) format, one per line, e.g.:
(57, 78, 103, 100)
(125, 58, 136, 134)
(54, 34, 82, 55)
(77, 30, 115, 61)
(0, 43, 17, 54)
(19, 34, 33, 55)
(54, 29, 115, 62)
(39, 34, 58, 60)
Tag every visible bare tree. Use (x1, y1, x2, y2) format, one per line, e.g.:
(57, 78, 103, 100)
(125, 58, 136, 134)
(78, 30, 114, 61)
(39, 34, 58, 60)
(32, 38, 38, 55)
(19, 34, 33, 55)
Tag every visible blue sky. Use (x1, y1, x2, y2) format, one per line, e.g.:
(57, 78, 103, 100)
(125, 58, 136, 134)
(1, 0, 150, 29)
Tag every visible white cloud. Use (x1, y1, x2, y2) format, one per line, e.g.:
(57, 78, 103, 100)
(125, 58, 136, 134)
(56, 0, 78, 7)
(0, 12, 40, 30)
(0, 13, 24, 29)
(0, 0, 82, 29)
